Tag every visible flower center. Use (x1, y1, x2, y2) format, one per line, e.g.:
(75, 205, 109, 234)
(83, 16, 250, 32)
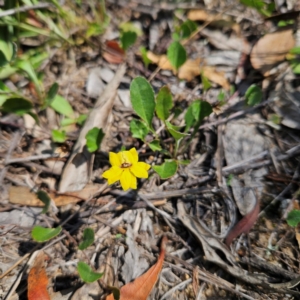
(121, 162, 132, 168)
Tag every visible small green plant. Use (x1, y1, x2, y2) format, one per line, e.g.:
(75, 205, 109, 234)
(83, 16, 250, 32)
(287, 210, 300, 227)
(129, 77, 212, 179)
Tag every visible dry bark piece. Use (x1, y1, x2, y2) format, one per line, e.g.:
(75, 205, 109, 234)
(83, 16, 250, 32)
(250, 29, 295, 76)
(58, 64, 126, 192)
(9, 184, 101, 206)
(28, 251, 50, 300)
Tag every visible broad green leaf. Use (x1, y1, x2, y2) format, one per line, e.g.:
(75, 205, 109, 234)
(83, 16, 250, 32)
(76, 114, 87, 125)
(130, 77, 155, 127)
(44, 82, 59, 108)
(120, 31, 137, 51)
(50, 95, 74, 118)
(290, 47, 300, 55)
(130, 119, 149, 141)
(52, 129, 66, 143)
(180, 20, 197, 39)
(201, 74, 212, 91)
(78, 228, 95, 250)
(85, 127, 105, 152)
(1, 98, 33, 115)
(77, 262, 103, 283)
(184, 105, 195, 132)
(240, 0, 264, 9)
(16, 60, 41, 96)
(292, 62, 300, 74)
(166, 120, 188, 142)
(191, 100, 212, 122)
(245, 84, 262, 106)
(140, 46, 152, 68)
(36, 190, 51, 214)
(167, 41, 186, 70)
(149, 140, 162, 151)
(287, 210, 300, 227)
(60, 118, 76, 127)
(153, 160, 178, 179)
(31, 226, 62, 242)
(155, 86, 173, 121)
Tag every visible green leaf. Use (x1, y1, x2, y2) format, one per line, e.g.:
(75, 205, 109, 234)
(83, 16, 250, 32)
(184, 105, 195, 132)
(85, 127, 105, 152)
(166, 120, 188, 142)
(149, 140, 162, 151)
(287, 210, 300, 227)
(77, 262, 103, 283)
(16, 60, 42, 96)
(290, 47, 300, 55)
(50, 95, 74, 118)
(130, 77, 155, 127)
(36, 190, 51, 214)
(31, 226, 62, 242)
(201, 74, 212, 91)
(130, 119, 149, 141)
(192, 100, 213, 122)
(1, 98, 33, 115)
(119, 22, 142, 36)
(155, 86, 173, 121)
(153, 160, 178, 179)
(78, 228, 95, 250)
(240, 0, 264, 9)
(120, 31, 137, 51)
(52, 129, 66, 143)
(76, 114, 87, 125)
(245, 84, 263, 106)
(180, 20, 197, 39)
(44, 82, 59, 108)
(167, 41, 186, 70)
(140, 46, 152, 68)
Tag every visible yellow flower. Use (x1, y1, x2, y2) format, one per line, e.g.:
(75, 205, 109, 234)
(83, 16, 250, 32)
(102, 147, 151, 191)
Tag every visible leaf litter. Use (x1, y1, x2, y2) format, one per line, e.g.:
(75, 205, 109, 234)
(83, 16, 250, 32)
(1, 1, 300, 300)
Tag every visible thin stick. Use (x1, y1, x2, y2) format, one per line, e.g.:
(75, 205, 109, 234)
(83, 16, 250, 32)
(0, 3, 51, 18)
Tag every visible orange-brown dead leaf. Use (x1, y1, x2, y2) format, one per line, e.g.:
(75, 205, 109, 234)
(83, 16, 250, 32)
(106, 236, 167, 300)
(103, 40, 125, 64)
(28, 251, 50, 300)
(202, 66, 230, 90)
(250, 29, 295, 76)
(225, 199, 260, 247)
(9, 184, 100, 206)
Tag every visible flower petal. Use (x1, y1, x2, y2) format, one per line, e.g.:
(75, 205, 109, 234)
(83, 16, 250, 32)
(120, 169, 135, 191)
(102, 166, 123, 184)
(129, 148, 138, 164)
(130, 163, 148, 178)
(129, 172, 137, 189)
(137, 161, 151, 171)
(109, 152, 121, 167)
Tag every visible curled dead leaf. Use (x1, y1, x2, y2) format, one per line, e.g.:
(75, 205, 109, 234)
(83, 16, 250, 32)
(103, 40, 125, 64)
(225, 199, 260, 247)
(106, 236, 167, 300)
(28, 251, 50, 300)
(250, 29, 295, 76)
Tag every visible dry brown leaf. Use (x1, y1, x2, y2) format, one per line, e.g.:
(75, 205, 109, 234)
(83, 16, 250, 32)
(178, 58, 202, 81)
(28, 251, 50, 300)
(202, 66, 230, 90)
(9, 184, 101, 206)
(147, 51, 230, 88)
(225, 199, 260, 247)
(250, 29, 295, 76)
(106, 236, 167, 300)
(295, 229, 300, 250)
(103, 40, 125, 64)
(146, 52, 173, 70)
